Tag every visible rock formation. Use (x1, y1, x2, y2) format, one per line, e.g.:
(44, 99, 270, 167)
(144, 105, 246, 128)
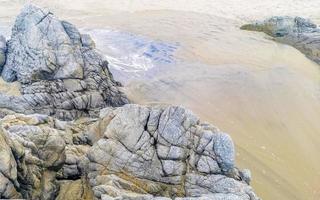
(0, 105, 259, 200)
(0, 35, 5, 69)
(0, 4, 260, 200)
(87, 105, 258, 200)
(241, 16, 320, 64)
(0, 5, 128, 120)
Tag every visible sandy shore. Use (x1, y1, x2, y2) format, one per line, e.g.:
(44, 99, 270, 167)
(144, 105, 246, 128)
(1, 1, 320, 199)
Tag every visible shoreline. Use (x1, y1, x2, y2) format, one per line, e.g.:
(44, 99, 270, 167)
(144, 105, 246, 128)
(0, 1, 320, 199)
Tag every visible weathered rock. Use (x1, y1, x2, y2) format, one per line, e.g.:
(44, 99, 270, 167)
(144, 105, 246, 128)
(0, 35, 6, 69)
(0, 105, 259, 200)
(87, 104, 259, 200)
(56, 179, 94, 200)
(0, 112, 95, 199)
(0, 127, 21, 199)
(4, 6, 82, 82)
(0, 5, 128, 120)
(0, 114, 68, 199)
(58, 145, 90, 179)
(241, 16, 320, 64)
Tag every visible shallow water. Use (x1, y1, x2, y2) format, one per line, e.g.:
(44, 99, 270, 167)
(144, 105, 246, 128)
(1, 1, 320, 199)
(81, 28, 179, 82)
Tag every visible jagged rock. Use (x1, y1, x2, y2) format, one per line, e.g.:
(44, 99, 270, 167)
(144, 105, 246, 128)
(241, 16, 320, 64)
(0, 5, 128, 120)
(0, 112, 94, 199)
(0, 35, 6, 69)
(58, 145, 90, 179)
(0, 114, 69, 199)
(0, 105, 259, 200)
(56, 179, 94, 200)
(0, 127, 21, 199)
(3, 6, 82, 82)
(87, 104, 259, 200)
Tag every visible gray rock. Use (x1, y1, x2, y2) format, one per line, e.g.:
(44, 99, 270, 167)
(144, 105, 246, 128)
(175, 194, 249, 200)
(0, 35, 6, 69)
(81, 34, 96, 49)
(4, 6, 84, 82)
(0, 112, 97, 199)
(213, 133, 235, 172)
(0, 5, 128, 120)
(241, 16, 320, 64)
(197, 155, 221, 174)
(185, 173, 258, 199)
(0, 127, 21, 199)
(0, 105, 259, 199)
(87, 104, 259, 200)
(0, 114, 67, 199)
(58, 145, 90, 179)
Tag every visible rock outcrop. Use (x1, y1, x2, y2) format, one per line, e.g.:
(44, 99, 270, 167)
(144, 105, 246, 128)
(0, 4, 260, 200)
(0, 112, 97, 199)
(87, 105, 258, 200)
(0, 35, 5, 69)
(241, 16, 320, 64)
(0, 5, 128, 120)
(0, 105, 259, 200)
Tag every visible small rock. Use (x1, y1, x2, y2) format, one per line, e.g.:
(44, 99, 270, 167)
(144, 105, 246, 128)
(241, 16, 320, 65)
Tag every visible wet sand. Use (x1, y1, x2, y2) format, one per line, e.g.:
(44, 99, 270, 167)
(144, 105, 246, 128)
(1, 1, 320, 199)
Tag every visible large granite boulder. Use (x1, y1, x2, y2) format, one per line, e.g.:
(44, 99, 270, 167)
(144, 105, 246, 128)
(0, 105, 259, 200)
(241, 16, 320, 64)
(0, 5, 128, 120)
(87, 104, 259, 200)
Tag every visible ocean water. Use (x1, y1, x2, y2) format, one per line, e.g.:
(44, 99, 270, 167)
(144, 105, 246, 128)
(81, 28, 179, 83)
(1, 1, 320, 199)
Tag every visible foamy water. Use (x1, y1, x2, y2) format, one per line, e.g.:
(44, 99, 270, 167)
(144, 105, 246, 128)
(81, 28, 179, 82)
(1, 1, 320, 199)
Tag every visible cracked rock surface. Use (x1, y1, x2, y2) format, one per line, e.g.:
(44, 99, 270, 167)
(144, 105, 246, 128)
(0, 5, 128, 120)
(0, 105, 259, 200)
(87, 105, 258, 200)
(241, 16, 320, 64)
(0, 35, 5, 69)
